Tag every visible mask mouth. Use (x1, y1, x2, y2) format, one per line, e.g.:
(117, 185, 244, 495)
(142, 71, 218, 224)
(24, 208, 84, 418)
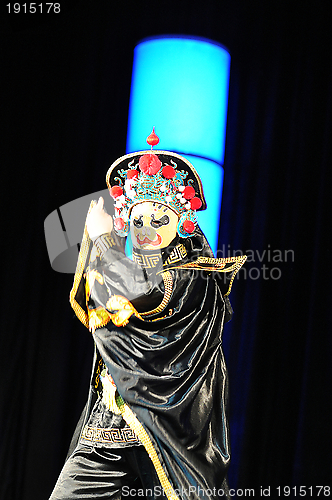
(135, 233, 162, 247)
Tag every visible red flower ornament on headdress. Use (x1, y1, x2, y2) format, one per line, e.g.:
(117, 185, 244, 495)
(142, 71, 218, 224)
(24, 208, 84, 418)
(139, 154, 162, 176)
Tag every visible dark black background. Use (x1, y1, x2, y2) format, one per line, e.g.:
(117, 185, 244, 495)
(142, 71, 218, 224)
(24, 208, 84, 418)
(1, 1, 331, 499)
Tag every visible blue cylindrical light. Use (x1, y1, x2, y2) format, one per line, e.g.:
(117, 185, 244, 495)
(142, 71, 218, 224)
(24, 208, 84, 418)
(126, 36, 230, 254)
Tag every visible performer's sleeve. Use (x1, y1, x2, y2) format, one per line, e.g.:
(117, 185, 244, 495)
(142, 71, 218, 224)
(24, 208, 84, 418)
(90, 232, 165, 313)
(213, 255, 247, 322)
(213, 255, 247, 297)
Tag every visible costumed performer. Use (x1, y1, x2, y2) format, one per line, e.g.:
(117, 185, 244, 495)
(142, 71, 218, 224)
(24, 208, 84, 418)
(49, 129, 246, 500)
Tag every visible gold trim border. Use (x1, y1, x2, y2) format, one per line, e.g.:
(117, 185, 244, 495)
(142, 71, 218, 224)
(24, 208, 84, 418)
(69, 200, 96, 328)
(161, 255, 247, 296)
(116, 395, 179, 500)
(140, 271, 173, 317)
(81, 425, 141, 446)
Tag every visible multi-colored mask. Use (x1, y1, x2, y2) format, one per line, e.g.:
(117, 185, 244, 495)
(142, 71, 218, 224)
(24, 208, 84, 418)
(130, 201, 179, 250)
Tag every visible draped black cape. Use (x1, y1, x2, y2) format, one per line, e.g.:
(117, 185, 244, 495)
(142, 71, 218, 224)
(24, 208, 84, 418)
(69, 224, 245, 500)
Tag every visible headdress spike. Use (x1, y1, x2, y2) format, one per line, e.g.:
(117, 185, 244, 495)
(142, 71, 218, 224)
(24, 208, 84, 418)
(146, 127, 159, 149)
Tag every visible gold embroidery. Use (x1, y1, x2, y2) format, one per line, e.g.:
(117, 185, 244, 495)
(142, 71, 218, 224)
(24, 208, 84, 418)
(105, 295, 143, 326)
(223, 255, 247, 296)
(132, 243, 187, 270)
(69, 201, 96, 328)
(115, 395, 179, 500)
(81, 425, 141, 445)
(87, 296, 142, 333)
(140, 271, 173, 317)
(163, 243, 187, 266)
(94, 233, 116, 254)
(160, 255, 247, 297)
(88, 307, 112, 333)
(98, 374, 178, 497)
(95, 357, 104, 390)
(132, 251, 162, 269)
(85, 270, 104, 302)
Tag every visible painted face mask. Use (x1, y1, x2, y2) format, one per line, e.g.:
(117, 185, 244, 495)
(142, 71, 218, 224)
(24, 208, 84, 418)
(130, 201, 179, 250)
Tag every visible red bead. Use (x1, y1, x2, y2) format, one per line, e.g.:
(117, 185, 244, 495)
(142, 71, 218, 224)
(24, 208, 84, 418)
(109, 185, 123, 199)
(146, 127, 160, 147)
(162, 165, 176, 179)
(183, 186, 195, 200)
(127, 169, 139, 179)
(183, 220, 195, 233)
(114, 217, 125, 230)
(190, 197, 202, 210)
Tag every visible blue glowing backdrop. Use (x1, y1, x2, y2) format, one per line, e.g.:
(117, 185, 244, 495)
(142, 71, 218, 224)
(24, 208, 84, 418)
(126, 36, 230, 255)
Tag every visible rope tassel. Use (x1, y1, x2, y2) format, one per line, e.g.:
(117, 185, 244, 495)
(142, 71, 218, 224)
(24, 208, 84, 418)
(100, 370, 121, 414)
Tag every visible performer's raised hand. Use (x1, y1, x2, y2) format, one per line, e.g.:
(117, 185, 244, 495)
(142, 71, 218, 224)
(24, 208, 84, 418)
(86, 197, 113, 239)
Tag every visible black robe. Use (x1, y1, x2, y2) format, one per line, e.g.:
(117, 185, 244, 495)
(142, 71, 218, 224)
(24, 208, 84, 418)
(69, 216, 246, 500)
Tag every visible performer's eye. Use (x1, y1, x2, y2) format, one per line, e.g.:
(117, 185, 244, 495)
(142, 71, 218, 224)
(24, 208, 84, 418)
(150, 214, 170, 228)
(133, 215, 143, 228)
